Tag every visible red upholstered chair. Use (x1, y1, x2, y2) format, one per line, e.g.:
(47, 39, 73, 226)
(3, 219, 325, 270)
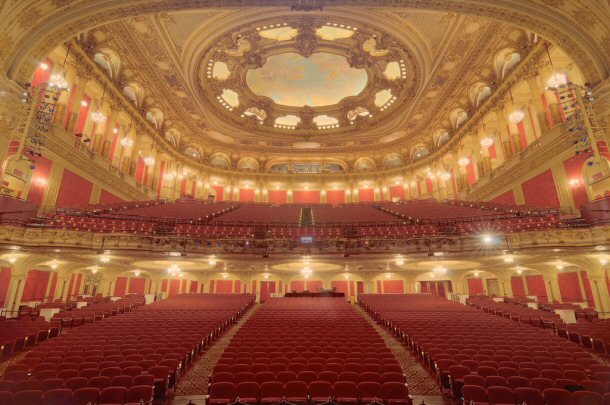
(235, 382, 259, 404)
(530, 377, 555, 391)
(260, 381, 284, 405)
(42, 388, 72, 405)
(462, 385, 489, 405)
(381, 373, 404, 384)
(276, 371, 297, 384)
(297, 371, 317, 384)
(357, 381, 383, 403)
(543, 388, 576, 405)
(506, 376, 529, 389)
(338, 372, 359, 384)
(72, 387, 100, 405)
(317, 371, 339, 384)
(64, 377, 87, 391)
(40, 378, 63, 393)
(4, 371, 28, 382)
(99, 386, 128, 405)
(14, 380, 41, 393)
(234, 372, 255, 384)
(147, 365, 170, 399)
(359, 372, 381, 383)
(381, 382, 409, 405)
(487, 386, 516, 405)
(13, 389, 43, 405)
(0, 391, 12, 405)
(125, 385, 154, 405)
(333, 381, 358, 405)
(514, 387, 544, 405)
(111, 375, 133, 389)
(0, 380, 15, 391)
(33, 371, 56, 382)
(309, 381, 333, 403)
(574, 391, 604, 405)
(284, 381, 308, 403)
(133, 374, 154, 387)
(100, 367, 122, 379)
(213, 372, 234, 383)
(485, 376, 507, 388)
(209, 382, 235, 405)
(581, 380, 606, 395)
(57, 370, 78, 380)
(519, 367, 540, 379)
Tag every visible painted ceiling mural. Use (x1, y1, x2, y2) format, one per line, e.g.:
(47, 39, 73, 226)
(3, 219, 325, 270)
(245, 52, 368, 107)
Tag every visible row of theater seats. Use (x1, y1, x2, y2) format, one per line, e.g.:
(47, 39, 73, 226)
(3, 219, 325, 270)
(213, 205, 303, 225)
(0, 294, 254, 404)
(462, 384, 610, 405)
(209, 297, 411, 405)
(0, 384, 153, 405)
(359, 294, 610, 404)
(1, 295, 145, 362)
(312, 206, 396, 224)
(467, 296, 609, 356)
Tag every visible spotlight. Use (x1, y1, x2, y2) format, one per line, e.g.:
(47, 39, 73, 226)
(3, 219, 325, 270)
(481, 234, 494, 245)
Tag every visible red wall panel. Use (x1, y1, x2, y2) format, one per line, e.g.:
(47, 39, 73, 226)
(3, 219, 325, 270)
(99, 189, 124, 205)
(135, 157, 145, 185)
(161, 279, 167, 293)
(558, 272, 583, 302)
(251, 280, 257, 295)
(293, 191, 320, 204)
(168, 279, 180, 297)
(526, 275, 548, 302)
(581, 271, 595, 307)
(268, 190, 287, 205)
(234, 280, 241, 293)
(521, 169, 560, 207)
(389, 186, 406, 201)
(331, 280, 348, 295)
(239, 189, 255, 202)
(466, 160, 477, 186)
(260, 281, 269, 303)
(490, 190, 516, 206)
(27, 156, 53, 207)
(128, 277, 146, 294)
(215, 279, 232, 294)
(511, 276, 526, 298)
(467, 278, 484, 295)
(357, 281, 364, 294)
(376, 280, 382, 293)
(212, 186, 224, 202)
(326, 190, 345, 205)
(383, 280, 404, 294)
(74, 95, 90, 135)
(21, 270, 50, 301)
(47, 272, 57, 300)
(114, 277, 127, 297)
(66, 273, 75, 299)
(31, 59, 53, 87)
(290, 280, 305, 293)
(190, 281, 198, 293)
(563, 154, 591, 208)
(358, 189, 374, 202)
(307, 280, 323, 292)
(209, 280, 215, 293)
(74, 273, 82, 297)
(56, 169, 93, 207)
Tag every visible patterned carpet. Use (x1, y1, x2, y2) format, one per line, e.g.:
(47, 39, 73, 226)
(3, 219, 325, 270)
(175, 304, 261, 396)
(354, 304, 442, 395)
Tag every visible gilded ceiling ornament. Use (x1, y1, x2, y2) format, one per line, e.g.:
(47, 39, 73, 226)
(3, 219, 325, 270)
(224, 35, 252, 57)
(362, 35, 390, 57)
(294, 17, 318, 58)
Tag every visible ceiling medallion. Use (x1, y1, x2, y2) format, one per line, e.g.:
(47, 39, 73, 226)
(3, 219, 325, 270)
(197, 16, 415, 138)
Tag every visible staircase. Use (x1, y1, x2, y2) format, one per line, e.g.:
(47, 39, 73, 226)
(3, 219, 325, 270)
(300, 207, 314, 228)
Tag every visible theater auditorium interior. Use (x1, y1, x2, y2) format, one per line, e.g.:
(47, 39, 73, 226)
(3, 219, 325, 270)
(0, 1, 609, 404)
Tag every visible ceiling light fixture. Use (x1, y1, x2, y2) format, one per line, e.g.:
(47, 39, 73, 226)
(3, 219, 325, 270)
(458, 157, 470, 167)
(547, 72, 568, 89)
(508, 110, 525, 124)
(90, 85, 108, 123)
(433, 265, 447, 274)
(480, 137, 494, 148)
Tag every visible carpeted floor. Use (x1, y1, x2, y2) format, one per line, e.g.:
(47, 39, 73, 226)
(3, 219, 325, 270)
(175, 304, 261, 396)
(354, 304, 442, 396)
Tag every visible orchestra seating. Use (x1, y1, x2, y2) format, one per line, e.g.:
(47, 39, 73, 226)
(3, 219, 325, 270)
(0, 294, 254, 404)
(0, 318, 58, 361)
(359, 294, 610, 403)
(467, 296, 609, 359)
(212, 205, 302, 225)
(312, 205, 397, 224)
(209, 297, 411, 405)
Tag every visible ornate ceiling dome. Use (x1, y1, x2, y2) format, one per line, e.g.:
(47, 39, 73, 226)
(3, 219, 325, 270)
(195, 16, 415, 138)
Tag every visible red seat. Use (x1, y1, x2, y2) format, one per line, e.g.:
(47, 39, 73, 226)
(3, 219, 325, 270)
(209, 382, 235, 405)
(235, 382, 258, 404)
(285, 381, 308, 403)
(543, 388, 576, 405)
(40, 388, 71, 405)
(309, 381, 333, 403)
(514, 387, 544, 405)
(333, 381, 358, 404)
(381, 382, 409, 405)
(260, 381, 284, 405)
(99, 386, 128, 405)
(462, 385, 489, 405)
(125, 385, 153, 405)
(487, 386, 516, 405)
(574, 391, 603, 405)
(357, 381, 382, 403)
(13, 390, 43, 405)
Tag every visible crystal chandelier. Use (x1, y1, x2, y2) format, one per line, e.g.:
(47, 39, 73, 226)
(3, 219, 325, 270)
(440, 172, 451, 180)
(480, 137, 494, 148)
(48, 73, 68, 90)
(458, 157, 470, 167)
(508, 110, 524, 124)
(144, 157, 155, 166)
(167, 264, 180, 276)
(91, 84, 107, 123)
(120, 138, 134, 147)
(433, 265, 447, 274)
(547, 72, 567, 89)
